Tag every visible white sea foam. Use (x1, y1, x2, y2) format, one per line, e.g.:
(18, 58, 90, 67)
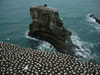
(70, 31, 95, 60)
(25, 30, 39, 41)
(87, 14, 96, 23)
(7, 38, 10, 40)
(25, 30, 56, 52)
(86, 14, 100, 32)
(37, 41, 56, 52)
(94, 25, 100, 32)
(71, 32, 92, 49)
(71, 31, 100, 64)
(86, 14, 100, 26)
(25, 30, 97, 62)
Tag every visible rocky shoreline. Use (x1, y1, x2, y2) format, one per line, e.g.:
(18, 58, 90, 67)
(0, 42, 100, 75)
(89, 14, 100, 24)
(28, 5, 80, 56)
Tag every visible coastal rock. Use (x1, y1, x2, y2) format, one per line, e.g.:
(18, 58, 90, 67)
(89, 14, 100, 24)
(28, 5, 79, 56)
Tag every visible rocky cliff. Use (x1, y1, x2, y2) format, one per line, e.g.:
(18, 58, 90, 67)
(28, 5, 79, 56)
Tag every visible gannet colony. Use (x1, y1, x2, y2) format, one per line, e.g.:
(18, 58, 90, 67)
(0, 42, 100, 75)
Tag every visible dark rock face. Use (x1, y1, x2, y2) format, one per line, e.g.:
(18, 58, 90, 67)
(89, 14, 100, 24)
(28, 5, 79, 56)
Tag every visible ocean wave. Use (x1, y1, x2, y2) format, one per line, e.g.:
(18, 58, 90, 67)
(86, 14, 96, 23)
(37, 41, 56, 52)
(25, 30, 99, 64)
(70, 31, 97, 61)
(94, 25, 100, 32)
(7, 38, 10, 40)
(25, 30, 56, 52)
(86, 14, 100, 32)
(25, 30, 39, 41)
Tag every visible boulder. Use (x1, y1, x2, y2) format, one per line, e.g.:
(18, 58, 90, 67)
(89, 14, 100, 24)
(28, 5, 79, 56)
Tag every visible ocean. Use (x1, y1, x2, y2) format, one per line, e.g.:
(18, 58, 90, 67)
(0, 0, 100, 66)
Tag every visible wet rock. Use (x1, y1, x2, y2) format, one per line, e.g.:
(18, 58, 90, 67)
(28, 5, 79, 56)
(89, 14, 100, 24)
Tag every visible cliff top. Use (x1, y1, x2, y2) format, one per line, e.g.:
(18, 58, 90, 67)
(30, 5, 58, 12)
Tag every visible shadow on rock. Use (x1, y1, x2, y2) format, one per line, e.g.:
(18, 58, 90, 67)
(28, 4, 82, 57)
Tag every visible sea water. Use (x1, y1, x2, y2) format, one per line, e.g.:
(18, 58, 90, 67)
(0, 0, 100, 66)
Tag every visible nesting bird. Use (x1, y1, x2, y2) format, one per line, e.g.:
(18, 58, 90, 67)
(0, 42, 100, 75)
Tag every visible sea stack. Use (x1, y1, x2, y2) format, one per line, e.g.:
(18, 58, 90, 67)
(28, 5, 79, 56)
(89, 14, 100, 24)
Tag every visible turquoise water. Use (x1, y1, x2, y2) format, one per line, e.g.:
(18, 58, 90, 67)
(0, 0, 100, 66)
